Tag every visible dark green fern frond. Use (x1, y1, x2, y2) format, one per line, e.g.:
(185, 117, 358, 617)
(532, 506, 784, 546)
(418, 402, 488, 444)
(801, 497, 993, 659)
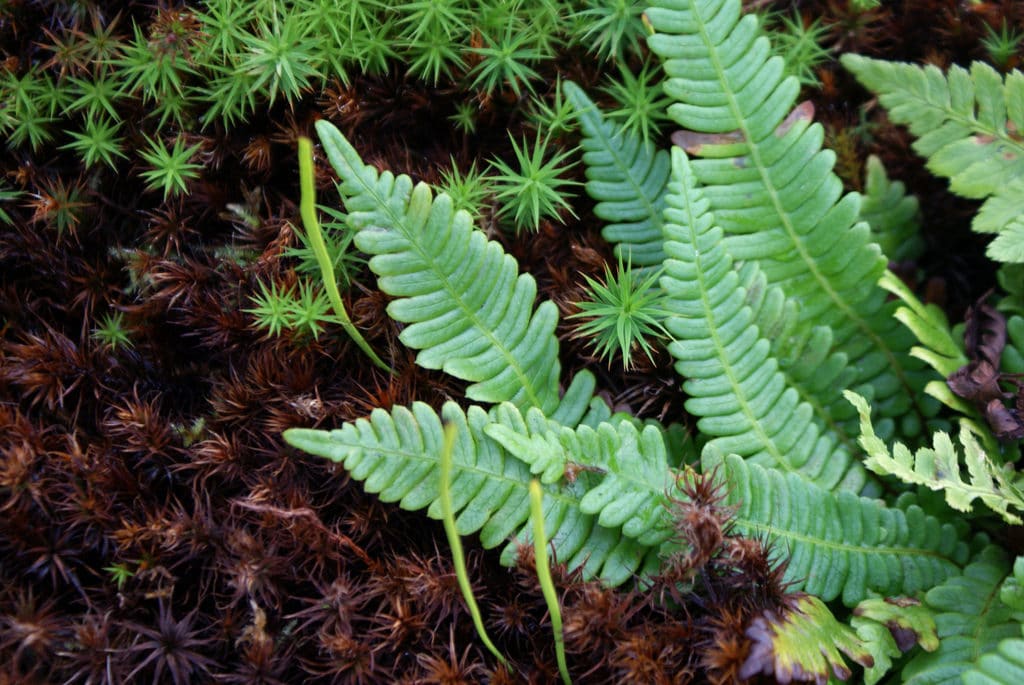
(860, 155, 924, 263)
(284, 401, 662, 586)
(712, 453, 969, 607)
(564, 81, 669, 270)
(661, 146, 870, 493)
(843, 55, 1024, 262)
(902, 547, 1024, 683)
(647, 0, 928, 435)
(316, 120, 562, 414)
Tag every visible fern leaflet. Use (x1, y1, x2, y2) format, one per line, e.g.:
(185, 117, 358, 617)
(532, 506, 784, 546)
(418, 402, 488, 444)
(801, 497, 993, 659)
(316, 120, 562, 414)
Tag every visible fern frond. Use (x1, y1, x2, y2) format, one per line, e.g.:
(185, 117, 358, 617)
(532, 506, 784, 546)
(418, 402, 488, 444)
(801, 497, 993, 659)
(485, 405, 680, 546)
(848, 391, 1024, 525)
(283, 402, 659, 586)
(902, 547, 1024, 683)
(564, 81, 669, 269)
(860, 155, 924, 263)
(316, 120, 562, 413)
(842, 55, 1024, 262)
(661, 146, 869, 492)
(647, 0, 926, 433)
(712, 453, 969, 606)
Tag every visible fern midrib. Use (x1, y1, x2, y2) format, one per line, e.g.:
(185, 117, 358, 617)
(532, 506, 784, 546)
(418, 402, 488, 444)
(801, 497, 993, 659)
(354, 174, 547, 410)
(914, 97, 1024, 163)
(689, 2, 923, 422)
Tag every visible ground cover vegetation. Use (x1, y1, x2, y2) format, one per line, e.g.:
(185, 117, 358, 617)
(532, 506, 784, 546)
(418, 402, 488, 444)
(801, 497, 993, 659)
(3, 0, 1024, 682)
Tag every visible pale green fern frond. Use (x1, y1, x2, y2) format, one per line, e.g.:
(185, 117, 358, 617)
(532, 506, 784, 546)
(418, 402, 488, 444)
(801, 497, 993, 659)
(661, 146, 870, 493)
(564, 81, 669, 270)
(647, 0, 928, 434)
(712, 453, 969, 607)
(316, 120, 562, 414)
(902, 547, 1024, 683)
(843, 55, 1024, 263)
(847, 390, 1024, 525)
(284, 402, 662, 586)
(485, 404, 680, 547)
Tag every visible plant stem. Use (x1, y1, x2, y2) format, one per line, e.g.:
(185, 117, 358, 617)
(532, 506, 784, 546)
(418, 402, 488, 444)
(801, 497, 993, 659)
(297, 136, 390, 371)
(530, 479, 571, 685)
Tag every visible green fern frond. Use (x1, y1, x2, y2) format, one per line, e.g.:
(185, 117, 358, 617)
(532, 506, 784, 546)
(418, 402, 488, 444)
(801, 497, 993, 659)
(851, 597, 939, 685)
(485, 404, 682, 547)
(860, 155, 924, 263)
(712, 453, 969, 607)
(843, 55, 1024, 262)
(316, 120, 562, 414)
(284, 401, 660, 586)
(661, 146, 869, 492)
(902, 547, 1024, 683)
(564, 81, 670, 270)
(847, 391, 1024, 525)
(647, 0, 927, 434)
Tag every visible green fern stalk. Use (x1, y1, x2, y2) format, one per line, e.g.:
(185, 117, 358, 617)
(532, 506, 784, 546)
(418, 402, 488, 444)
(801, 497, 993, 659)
(440, 421, 508, 667)
(529, 479, 571, 685)
(297, 137, 389, 370)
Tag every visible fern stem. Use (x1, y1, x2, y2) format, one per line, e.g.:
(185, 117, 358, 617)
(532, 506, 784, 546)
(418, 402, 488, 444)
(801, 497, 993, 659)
(529, 479, 572, 685)
(439, 421, 509, 668)
(297, 137, 390, 372)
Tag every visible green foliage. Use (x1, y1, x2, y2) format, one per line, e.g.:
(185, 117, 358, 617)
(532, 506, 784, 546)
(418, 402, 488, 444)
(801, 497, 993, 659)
(572, 0, 646, 63)
(317, 120, 565, 413)
(982, 21, 1024, 72)
(488, 132, 580, 234)
(660, 146, 868, 492)
(843, 54, 1024, 262)
(296, 137, 387, 368)
(859, 155, 924, 263)
(283, 401, 664, 586)
(468, 23, 545, 97)
(761, 10, 833, 88)
(60, 116, 127, 170)
(137, 135, 203, 200)
(902, 547, 1024, 683)
(568, 256, 670, 371)
(848, 390, 1024, 524)
(245, 278, 334, 340)
(283, 207, 364, 290)
(435, 161, 494, 223)
(438, 422, 507, 667)
(91, 311, 133, 351)
(0, 183, 22, 226)
(742, 594, 871, 683)
(648, 0, 927, 436)
(600, 60, 673, 147)
(526, 77, 578, 137)
(712, 453, 969, 606)
(564, 82, 669, 270)
(851, 597, 939, 685)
